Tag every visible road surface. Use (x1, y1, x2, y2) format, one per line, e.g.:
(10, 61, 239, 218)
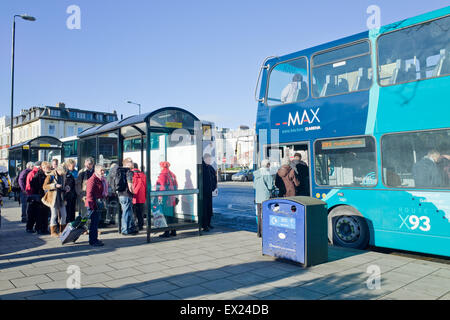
(212, 182, 256, 232)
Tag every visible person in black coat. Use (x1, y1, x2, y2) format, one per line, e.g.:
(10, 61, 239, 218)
(291, 153, 310, 196)
(64, 160, 77, 223)
(31, 162, 51, 234)
(202, 154, 217, 232)
(413, 150, 442, 187)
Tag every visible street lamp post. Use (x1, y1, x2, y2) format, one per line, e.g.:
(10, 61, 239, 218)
(127, 100, 141, 115)
(10, 14, 36, 147)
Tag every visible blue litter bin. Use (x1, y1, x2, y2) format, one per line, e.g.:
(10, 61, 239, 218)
(262, 196, 328, 267)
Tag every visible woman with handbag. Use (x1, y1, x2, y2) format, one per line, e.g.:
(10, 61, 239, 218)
(253, 159, 275, 238)
(42, 165, 70, 237)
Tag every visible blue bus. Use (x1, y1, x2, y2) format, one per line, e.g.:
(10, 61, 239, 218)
(255, 7, 450, 257)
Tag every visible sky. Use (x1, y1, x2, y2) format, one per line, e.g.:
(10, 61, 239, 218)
(0, 0, 448, 129)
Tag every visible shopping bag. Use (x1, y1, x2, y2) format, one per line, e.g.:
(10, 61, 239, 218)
(152, 205, 168, 228)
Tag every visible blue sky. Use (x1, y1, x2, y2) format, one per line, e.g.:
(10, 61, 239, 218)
(0, 0, 448, 129)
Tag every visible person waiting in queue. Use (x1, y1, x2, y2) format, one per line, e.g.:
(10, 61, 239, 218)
(202, 154, 217, 232)
(85, 165, 106, 247)
(42, 165, 70, 237)
(156, 161, 178, 237)
(64, 159, 78, 223)
(275, 157, 299, 197)
(76, 158, 95, 217)
(291, 152, 310, 196)
(253, 159, 275, 238)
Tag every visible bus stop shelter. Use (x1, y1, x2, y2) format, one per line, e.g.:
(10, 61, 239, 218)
(77, 107, 204, 242)
(8, 136, 62, 178)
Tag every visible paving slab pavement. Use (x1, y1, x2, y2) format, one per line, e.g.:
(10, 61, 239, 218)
(1, 198, 449, 300)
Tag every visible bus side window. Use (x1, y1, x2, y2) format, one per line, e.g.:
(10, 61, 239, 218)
(378, 15, 450, 86)
(381, 129, 450, 189)
(314, 136, 377, 187)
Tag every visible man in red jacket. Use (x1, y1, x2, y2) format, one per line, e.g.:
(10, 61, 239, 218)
(85, 165, 105, 247)
(132, 164, 147, 231)
(25, 161, 41, 233)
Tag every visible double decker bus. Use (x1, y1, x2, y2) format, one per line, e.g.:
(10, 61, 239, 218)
(255, 7, 450, 257)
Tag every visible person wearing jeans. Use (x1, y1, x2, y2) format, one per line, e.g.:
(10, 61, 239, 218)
(85, 165, 106, 246)
(118, 158, 137, 235)
(132, 164, 147, 230)
(253, 159, 275, 238)
(18, 162, 33, 223)
(119, 195, 135, 234)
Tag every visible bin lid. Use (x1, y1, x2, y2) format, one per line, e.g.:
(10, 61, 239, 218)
(265, 196, 326, 206)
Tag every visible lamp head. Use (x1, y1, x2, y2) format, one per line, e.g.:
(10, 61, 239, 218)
(20, 15, 36, 21)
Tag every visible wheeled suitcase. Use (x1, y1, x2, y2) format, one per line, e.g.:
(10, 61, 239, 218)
(60, 216, 88, 244)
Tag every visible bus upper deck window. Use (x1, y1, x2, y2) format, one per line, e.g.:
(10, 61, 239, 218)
(312, 40, 372, 98)
(266, 57, 309, 106)
(377, 15, 450, 86)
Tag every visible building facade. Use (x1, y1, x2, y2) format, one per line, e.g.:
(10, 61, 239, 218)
(0, 102, 118, 166)
(0, 116, 11, 168)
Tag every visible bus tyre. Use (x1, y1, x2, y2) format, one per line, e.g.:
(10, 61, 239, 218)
(328, 206, 369, 250)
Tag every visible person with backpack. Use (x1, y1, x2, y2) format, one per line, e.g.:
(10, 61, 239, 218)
(12, 170, 22, 204)
(18, 162, 34, 223)
(156, 161, 178, 237)
(132, 163, 147, 231)
(114, 158, 138, 235)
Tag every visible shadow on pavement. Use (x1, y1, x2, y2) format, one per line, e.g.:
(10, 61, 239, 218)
(0, 256, 389, 300)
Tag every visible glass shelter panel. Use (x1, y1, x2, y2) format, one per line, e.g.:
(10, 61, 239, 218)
(79, 138, 96, 169)
(149, 130, 199, 229)
(123, 136, 146, 171)
(98, 133, 118, 170)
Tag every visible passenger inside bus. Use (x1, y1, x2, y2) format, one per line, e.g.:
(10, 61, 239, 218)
(412, 150, 443, 188)
(280, 73, 308, 103)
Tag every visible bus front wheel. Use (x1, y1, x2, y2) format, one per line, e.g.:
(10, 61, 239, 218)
(328, 206, 369, 250)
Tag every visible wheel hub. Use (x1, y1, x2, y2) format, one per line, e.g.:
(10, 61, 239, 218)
(335, 216, 361, 243)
